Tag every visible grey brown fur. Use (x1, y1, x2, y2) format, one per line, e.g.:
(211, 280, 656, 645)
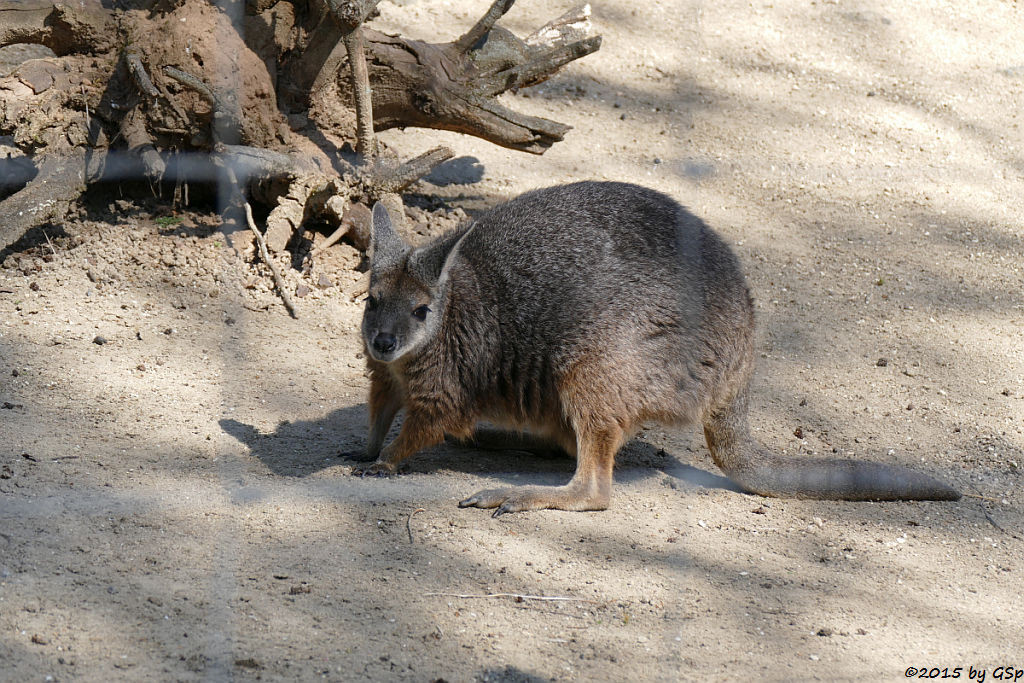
(357, 181, 960, 515)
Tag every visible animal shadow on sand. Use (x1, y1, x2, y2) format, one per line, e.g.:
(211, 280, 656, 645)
(219, 406, 739, 493)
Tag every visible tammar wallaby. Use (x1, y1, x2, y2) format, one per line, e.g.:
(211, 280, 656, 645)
(356, 181, 960, 515)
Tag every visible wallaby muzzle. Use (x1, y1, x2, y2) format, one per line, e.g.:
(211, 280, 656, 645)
(373, 333, 398, 355)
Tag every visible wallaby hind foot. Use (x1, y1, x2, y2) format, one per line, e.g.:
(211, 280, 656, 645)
(459, 424, 621, 516)
(459, 483, 609, 517)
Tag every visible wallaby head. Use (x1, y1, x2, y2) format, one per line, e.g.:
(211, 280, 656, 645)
(361, 202, 464, 363)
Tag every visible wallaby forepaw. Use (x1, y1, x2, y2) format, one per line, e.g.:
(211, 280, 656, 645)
(351, 461, 397, 477)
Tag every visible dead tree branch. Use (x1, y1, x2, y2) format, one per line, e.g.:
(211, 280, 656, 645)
(453, 0, 515, 53)
(361, 145, 454, 194)
(324, 0, 382, 32)
(245, 202, 298, 319)
(299, 0, 601, 154)
(476, 36, 601, 96)
(524, 3, 593, 51)
(343, 26, 376, 159)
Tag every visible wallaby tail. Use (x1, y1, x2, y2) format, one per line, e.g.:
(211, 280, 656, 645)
(703, 397, 961, 501)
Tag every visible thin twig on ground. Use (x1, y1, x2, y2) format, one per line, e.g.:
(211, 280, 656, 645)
(510, 604, 589, 620)
(41, 230, 57, 257)
(243, 202, 298, 319)
(406, 507, 425, 543)
(424, 592, 598, 603)
(968, 487, 1021, 540)
(962, 493, 1002, 504)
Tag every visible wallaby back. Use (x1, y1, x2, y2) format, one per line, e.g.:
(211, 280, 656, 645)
(357, 181, 960, 514)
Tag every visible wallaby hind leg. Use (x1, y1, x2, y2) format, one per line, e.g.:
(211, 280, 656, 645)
(703, 390, 961, 501)
(459, 425, 622, 517)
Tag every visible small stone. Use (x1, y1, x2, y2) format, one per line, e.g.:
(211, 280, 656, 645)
(136, 364, 146, 372)
(793, 426, 804, 438)
(876, 358, 888, 367)
(93, 335, 107, 345)
(31, 634, 48, 645)
(29, 281, 39, 291)
(317, 273, 333, 289)
(295, 284, 310, 298)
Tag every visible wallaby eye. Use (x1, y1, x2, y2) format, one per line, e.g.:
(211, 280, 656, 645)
(412, 305, 430, 321)
(366, 294, 377, 309)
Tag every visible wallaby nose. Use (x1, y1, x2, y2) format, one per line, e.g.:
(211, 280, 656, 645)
(373, 333, 397, 354)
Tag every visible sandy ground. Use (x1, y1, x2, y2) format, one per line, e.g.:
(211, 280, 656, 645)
(2, 0, 1023, 680)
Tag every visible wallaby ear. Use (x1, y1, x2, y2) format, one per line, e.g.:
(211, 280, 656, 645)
(408, 226, 472, 289)
(369, 202, 409, 272)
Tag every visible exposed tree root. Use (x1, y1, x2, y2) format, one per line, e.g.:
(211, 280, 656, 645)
(0, 149, 96, 252)
(0, 0, 113, 55)
(264, 174, 348, 253)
